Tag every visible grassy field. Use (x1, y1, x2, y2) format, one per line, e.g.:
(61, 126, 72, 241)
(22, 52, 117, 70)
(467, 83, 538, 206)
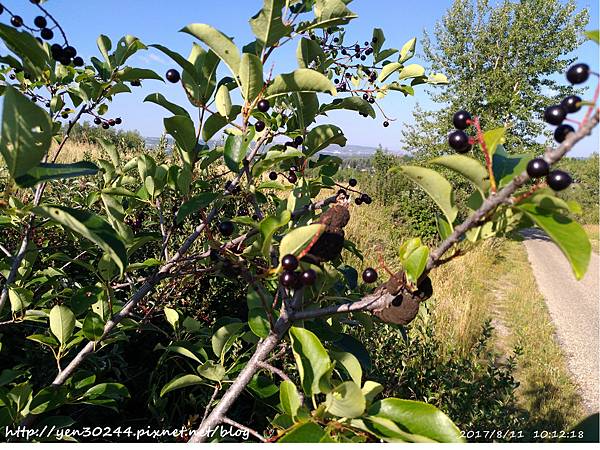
(344, 194, 587, 434)
(583, 224, 599, 253)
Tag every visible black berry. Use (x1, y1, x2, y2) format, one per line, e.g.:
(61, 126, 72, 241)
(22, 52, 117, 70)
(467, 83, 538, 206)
(566, 63, 590, 85)
(255, 120, 265, 132)
(289, 165, 298, 172)
(102, 123, 109, 129)
(280, 270, 296, 288)
(218, 220, 235, 236)
(349, 178, 357, 187)
(94, 118, 102, 125)
(34, 16, 47, 28)
(11, 16, 23, 27)
(546, 170, 572, 191)
(64, 46, 77, 58)
(257, 99, 270, 113)
(526, 158, 549, 178)
(288, 172, 297, 184)
(383, 121, 389, 127)
(543, 105, 567, 125)
(50, 44, 62, 59)
(301, 269, 317, 286)
(452, 110, 472, 130)
(294, 136, 304, 146)
(268, 171, 278, 181)
(166, 69, 180, 83)
(362, 93, 369, 100)
(73, 56, 84, 67)
(560, 95, 582, 114)
(355, 197, 363, 205)
(361, 194, 372, 205)
(448, 130, 471, 153)
(281, 254, 299, 271)
(362, 268, 378, 283)
(554, 124, 575, 143)
(115, 117, 122, 125)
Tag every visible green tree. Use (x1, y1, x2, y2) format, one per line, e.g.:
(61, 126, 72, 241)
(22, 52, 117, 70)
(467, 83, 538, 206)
(403, 0, 589, 158)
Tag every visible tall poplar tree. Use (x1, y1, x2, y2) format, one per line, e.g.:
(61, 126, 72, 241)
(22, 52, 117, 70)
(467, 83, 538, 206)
(402, 0, 589, 157)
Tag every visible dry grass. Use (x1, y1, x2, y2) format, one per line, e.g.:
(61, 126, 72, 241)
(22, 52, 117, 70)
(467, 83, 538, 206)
(52, 140, 107, 163)
(583, 224, 599, 253)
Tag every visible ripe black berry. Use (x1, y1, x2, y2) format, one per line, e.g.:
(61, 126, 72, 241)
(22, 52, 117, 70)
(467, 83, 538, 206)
(108, 119, 116, 127)
(543, 105, 566, 125)
(94, 118, 102, 125)
(268, 171, 278, 181)
(362, 93, 369, 101)
(448, 130, 471, 153)
(566, 63, 590, 85)
(257, 99, 270, 112)
(349, 178, 357, 187)
(11, 16, 23, 27)
(166, 69, 180, 83)
(59, 56, 72, 66)
(73, 56, 84, 67)
(560, 95, 582, 114)
(280, 270, 296, 288)
(361, 194, 372, 205)
(362, 268, 378, 283)
(546, 170, 572, 191)
(61, 112, 68, 119)
(255, 120, 265, 132)
(50, 44, 62, 59)
(383, 121, 389, 127)
(554, 124, 574, 143)
(115, 117, 122, 125)
(526, 158, 549, 178)
(102, 123, 109, 129)
(281, 254, 299, 271)
(294, 136, 304, 146)
(218, 220, 235, 236)
(452, 110, 472, 130)
(288, 172, 297, 184)
(355, 197, 363, 205)
(301, 269, 317, 286)
(63, 46, 77, 58)
(34, 16, 47, 28)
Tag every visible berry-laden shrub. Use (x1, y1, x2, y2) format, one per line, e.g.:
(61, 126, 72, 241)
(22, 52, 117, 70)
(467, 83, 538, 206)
(0, 0, 597, 444)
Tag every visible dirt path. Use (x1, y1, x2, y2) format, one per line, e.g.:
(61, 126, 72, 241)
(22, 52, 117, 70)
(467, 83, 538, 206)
(521, 228, 599, 413)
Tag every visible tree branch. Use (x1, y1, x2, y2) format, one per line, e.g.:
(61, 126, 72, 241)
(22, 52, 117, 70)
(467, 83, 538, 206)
(221, 417, 266, 443)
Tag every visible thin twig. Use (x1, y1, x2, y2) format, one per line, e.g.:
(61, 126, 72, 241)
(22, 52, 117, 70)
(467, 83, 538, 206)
(258, 361, 304, 404)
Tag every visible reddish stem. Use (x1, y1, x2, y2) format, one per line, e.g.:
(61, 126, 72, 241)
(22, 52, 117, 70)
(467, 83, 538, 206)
(472, 116, 497, 193)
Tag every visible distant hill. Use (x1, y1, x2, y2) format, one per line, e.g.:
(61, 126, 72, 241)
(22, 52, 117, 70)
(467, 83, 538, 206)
(144, 137, 404, 159)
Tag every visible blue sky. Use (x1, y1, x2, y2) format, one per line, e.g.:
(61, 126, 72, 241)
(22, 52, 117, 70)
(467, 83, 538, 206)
(3, 0, 599, 156)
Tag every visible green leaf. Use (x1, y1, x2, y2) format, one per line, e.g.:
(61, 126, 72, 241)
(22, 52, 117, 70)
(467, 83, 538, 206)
(144, 93, 190, 118)
(0, 24, 49, 77)
(325, 381, 366, 418)
(239, 53, 264, 102)
(164, 307, 180, 331)
(279, 224, 325, 263)
(202, 106, 242, 142)
(176, 192, 220, 224)
(149, 44, 197, 78)
(390, 165, 457, 224)
(82, 312, 105, 342)
(399, 37, 417, 63)
(362, 380, 384, 405)
(427, 73, 448, 84)
(279, 421, 326, 443)
(265, 69, 337, 98)
(224, 133, 252, 172)
(517, 204, 591, 280)
(492, 146, 531, 188)
(398, 64, 425, 80)
(289, 326, 333, 396)
(436, 215, 453, 240)
(164, 115, 196, 152)
(279, 380, 302, 418)
(33, 205, 128, 275)
(584, 30, 599, 44)
(304, 124, 346, 156)
(331, 351, 362, 385)
(212, 322, 244, 359)
(118, 67, 163, 82)
(296, 38, 326, 70)
(29, 387, 67, 415)
(319, 97, 375, 118)
(197, 361, 226, 381)
(14, 162, 99, 188)
(97, 35, 112, 66)
(181, 24, 241, 77)
(83, 382, 129, 400)
(0, 86, 52, 180)
(215, 85, 232, 118)
(160, 374, 204, 397)
(298, 0, 358, 32)
(49, 305, 75, 346)
(8, 287, 33, 313)
(260, 210, 292, 258)
(369, 398, 463, 443)
(430, 154, 490, 194)
(250, 0, 292, 47)
(403, 246, 429, 284)
(482, 127, 506, 157)
(378, 63, 402, 83)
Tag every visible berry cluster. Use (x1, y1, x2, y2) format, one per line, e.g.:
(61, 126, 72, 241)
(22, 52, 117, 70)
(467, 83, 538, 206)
(526, 158, 572, 191)
(447, 110, 473, 153)
(93, 116, 122, 129)
(279, 254, 317, 288)
(337, 178, 372, 206)
(0, 1, 83, 67)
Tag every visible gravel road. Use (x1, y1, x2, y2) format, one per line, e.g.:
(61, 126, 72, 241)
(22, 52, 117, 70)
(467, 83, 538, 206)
(521, 228, 599, 413)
